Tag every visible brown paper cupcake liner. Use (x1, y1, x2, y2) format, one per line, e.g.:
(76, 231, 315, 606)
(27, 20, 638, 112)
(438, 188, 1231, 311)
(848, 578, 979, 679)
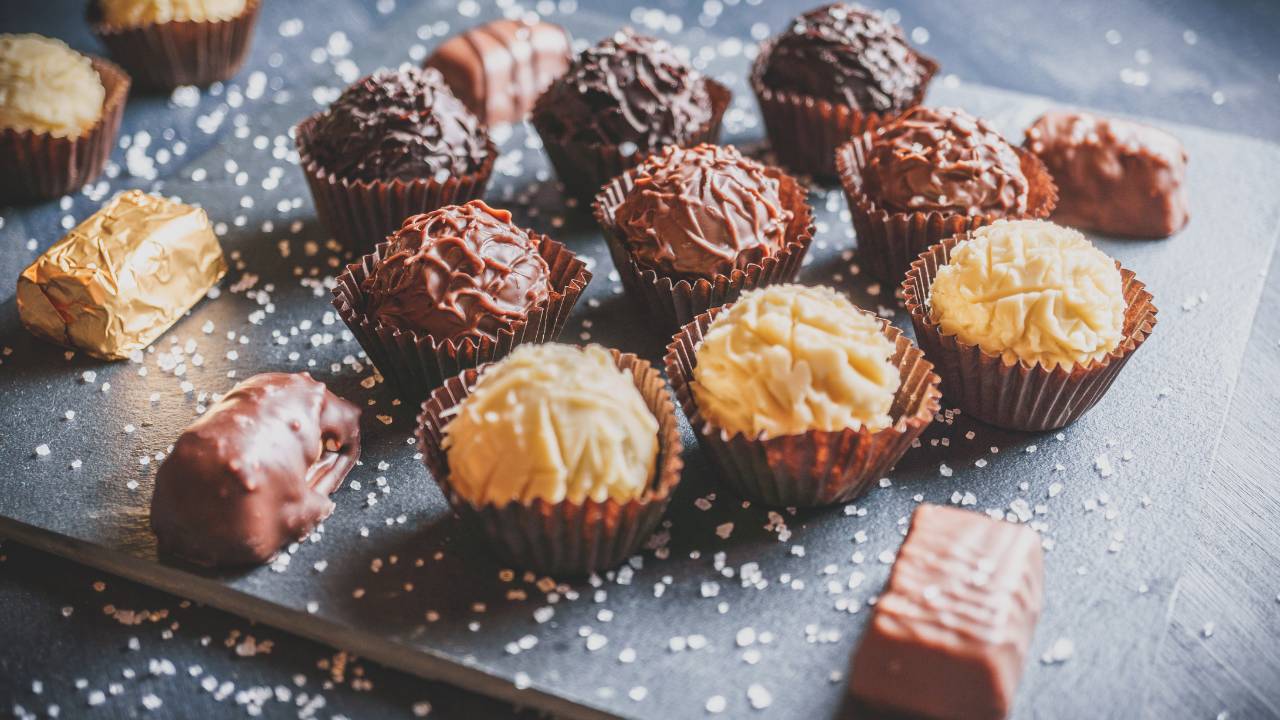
(592, 158, 815, 335)
(665, 307, 942, 508)
(749, 46, 937, 182)
(89, 0, 260, 89)
(333, 232, 590, 402)
(531, 79, 732, 203)
(295, 115, 498, 250)
(0, 57, 129, 205)
(416, 349, 684, 576)
(836, 132, 1059, 287)
(902, 235, 1157, 432)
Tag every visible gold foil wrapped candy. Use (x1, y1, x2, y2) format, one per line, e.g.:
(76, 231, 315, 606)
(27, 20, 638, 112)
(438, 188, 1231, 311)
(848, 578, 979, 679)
(17, 189, 227, 360)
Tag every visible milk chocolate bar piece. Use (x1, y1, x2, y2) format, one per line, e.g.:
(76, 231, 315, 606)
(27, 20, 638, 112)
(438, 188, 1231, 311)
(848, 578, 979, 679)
(1025, 110, 1189, 238)
(849, 504, 1044, 720)
(425, 18, 572, 125)
(150, 373, 361, 568)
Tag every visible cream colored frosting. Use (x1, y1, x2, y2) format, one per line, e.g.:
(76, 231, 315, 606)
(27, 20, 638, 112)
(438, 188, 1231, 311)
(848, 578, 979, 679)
(929, 219, 1126, 369)
(443, 344, 660, 505)
(0, 34, 105, 138)
(691, 284, 900, 439)
(98, 0, 248, 26)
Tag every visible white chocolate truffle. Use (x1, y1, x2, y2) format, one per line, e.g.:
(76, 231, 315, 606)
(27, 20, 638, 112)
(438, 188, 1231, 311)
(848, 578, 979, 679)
(692, 284, 900, 439)
(929, 219, 1126, 369)
(0, 34, 105, 138)
(98, 0, 248, 27)
(443, 344, 659, 505)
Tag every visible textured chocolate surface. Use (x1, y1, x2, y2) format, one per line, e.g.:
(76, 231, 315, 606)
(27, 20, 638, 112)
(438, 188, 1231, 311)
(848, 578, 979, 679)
(758, 3, 933, 113)
(862, 106, 1030, 216)
(532, 28, 713, 148)
(1026, 111, 1190, 238)
(613, 144, 795, 279)
(360, 200, 550, 342)
(426, 19, 572, 125)
(849, 504, 1044, 720)
(302, 66, 490, 183)
(150, 373, 361, 568)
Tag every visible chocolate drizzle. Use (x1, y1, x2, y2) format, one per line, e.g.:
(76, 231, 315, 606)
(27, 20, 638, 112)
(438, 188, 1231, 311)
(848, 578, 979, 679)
(360, 200, 551, 342)
(759, 3, 933, 114)
(304, 66, 490, 183)
(533, 28, 713, 148)
(150, 372, 361, 568)
(862, 106, 1030, 216)
(613, 144, 795, 279)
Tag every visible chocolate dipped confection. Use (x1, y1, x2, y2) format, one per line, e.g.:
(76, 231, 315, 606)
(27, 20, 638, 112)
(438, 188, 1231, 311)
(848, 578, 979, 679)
(1025, 110, 1190, 238)
(863, 106, 1030, 216)
(150, 373, 361, 568)
(758, 3, 934, 114)
(304, 66, 490, 183)
(360, 200, 550, 342)
(612, 144, 795, 279)
(849, 504, 1044, 719)
(426, 19, 572, 125)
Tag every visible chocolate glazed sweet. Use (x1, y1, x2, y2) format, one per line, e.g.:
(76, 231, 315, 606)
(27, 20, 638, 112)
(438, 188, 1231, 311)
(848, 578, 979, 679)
(360, 200, 551, 342)
(613, 144, 796, 279)
(304, 66, 490, 183)
(426, 19, 572, 125)
(150, 373, 361, 568)
(534, 28, 713, 148)
(759, 2, 933, 114)
(863, 106, 1030, 216)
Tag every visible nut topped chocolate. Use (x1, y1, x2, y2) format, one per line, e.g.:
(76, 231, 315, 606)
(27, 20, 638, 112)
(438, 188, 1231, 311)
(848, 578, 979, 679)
(613, 144, 795, 279)
(533, 28, 713, 149)
(303, 66, 490, 183)
(360, 200, 550, 342)
(758, 3, 933, 114)
(862, 106, 1030, 216)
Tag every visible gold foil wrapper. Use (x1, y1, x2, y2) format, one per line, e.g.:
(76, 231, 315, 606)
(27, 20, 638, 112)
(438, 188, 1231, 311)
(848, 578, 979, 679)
(17, 189, 227, 360)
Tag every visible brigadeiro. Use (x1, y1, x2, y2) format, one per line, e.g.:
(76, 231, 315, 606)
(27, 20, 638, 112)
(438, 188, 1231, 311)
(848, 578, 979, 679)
(837, 106, 1057, 284)
(295, 66, 498, 248)
(89, 0, 261, 89)
(751, 3, 937, 180)
(530, 28, 731, 201)
(332, 200, 591, 400)
(150, 372, 361, 568)
(594, 143, 814, 332)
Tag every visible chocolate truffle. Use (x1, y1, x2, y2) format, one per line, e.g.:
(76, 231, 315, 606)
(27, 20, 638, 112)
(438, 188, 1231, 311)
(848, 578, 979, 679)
(929, 219, 1126, 369)
(0, 34, 106, 138)
(304, 66, 490, 183)
(426, 19, 572, 125)
(863, 106, 1030, 216)
(150, 372, 361, 568)
(612, 144, 795, 279)
(443, 343, 660, 505)
(692, 284, 900, 439)
(849, 504, 1044, 720)
(360, 200, 550, 342)
(1025, 110, 1189, 238)
(98, 0, 247, 26)
(758, 3, 934, 114)
(533, 29, 713, 150)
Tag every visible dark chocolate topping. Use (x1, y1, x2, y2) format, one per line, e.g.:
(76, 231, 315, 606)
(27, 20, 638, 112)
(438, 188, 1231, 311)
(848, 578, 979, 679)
(361, 200, 550, 342)
(303, 66, 491, 183)
(150, 372, 361, 568)
(613, 144, 795, 279)
(863, 106, 1029, 216)
(426, 19, 572, 125)
(533, 28, 713, 148)
(760, 3, 932, 114)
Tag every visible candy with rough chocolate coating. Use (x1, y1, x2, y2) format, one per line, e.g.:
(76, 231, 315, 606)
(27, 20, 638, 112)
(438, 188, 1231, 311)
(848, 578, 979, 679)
(1025, 111, 1189, 238)
(150, 372, 361, 568)
(849, 504, 1044, 719)
(425, 19, 572, 125)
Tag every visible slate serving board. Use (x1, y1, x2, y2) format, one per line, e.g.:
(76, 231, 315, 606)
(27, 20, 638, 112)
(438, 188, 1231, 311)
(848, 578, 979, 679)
(1, 3, 1279, 719)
